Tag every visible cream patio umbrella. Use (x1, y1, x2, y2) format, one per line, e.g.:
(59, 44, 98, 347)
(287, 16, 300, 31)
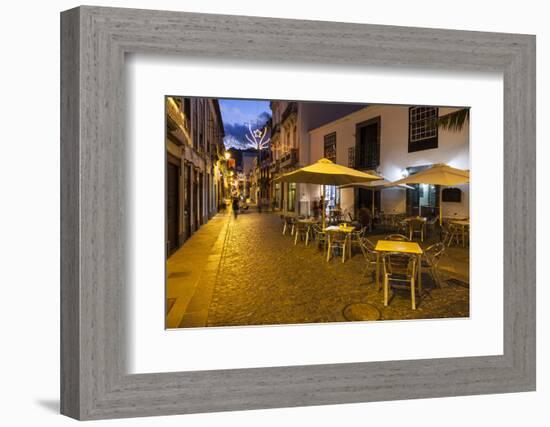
(339, 175, 414, 215)
(276, 158, 379, 228)
(388, 163, 470, 225)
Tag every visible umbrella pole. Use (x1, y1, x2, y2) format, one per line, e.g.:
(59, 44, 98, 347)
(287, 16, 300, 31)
(322, 185, 326, 229)
(439, 186, 443, 226)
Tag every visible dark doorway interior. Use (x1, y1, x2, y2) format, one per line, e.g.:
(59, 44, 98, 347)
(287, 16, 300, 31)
(166, 159, 180, 256)
(184, 164, 192, 239)
(355, 117, 380, 170)
(355, 188, 380, 216)
(198, 172, 204, 225)
(193, 169, 199, 232)
(405, 165, 440, 217)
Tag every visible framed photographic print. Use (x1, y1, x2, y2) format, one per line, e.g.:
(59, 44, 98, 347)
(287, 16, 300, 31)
(61, 6, 536, 420)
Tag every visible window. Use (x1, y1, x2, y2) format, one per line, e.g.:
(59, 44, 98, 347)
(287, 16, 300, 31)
(408, 106, 438, 152)
(183, 98, 191, 119)
(405, 165, 440, 217)
(324, 185, 340, 209)
(287, 183, 296, 212)
(192, 101, 198, 150)
(355, 117, 380, 170)
(324, 132, 337, 162)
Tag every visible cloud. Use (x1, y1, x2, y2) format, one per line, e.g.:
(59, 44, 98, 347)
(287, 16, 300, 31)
(258, 111, 271, 122)
(223, 111, 271, 150)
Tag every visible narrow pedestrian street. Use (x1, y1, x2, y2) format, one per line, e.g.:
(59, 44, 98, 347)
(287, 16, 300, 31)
(166, 209, 469, 329)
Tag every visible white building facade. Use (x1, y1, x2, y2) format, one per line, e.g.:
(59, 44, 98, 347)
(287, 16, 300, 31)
(165, 96, 226, 256)
(307, 105, 470, 219)
(270, 101, 364, 214)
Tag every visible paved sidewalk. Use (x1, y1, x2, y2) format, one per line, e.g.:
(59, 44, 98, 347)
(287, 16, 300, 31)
(166, 211, 231, 328)
(167, 211, 470, 329)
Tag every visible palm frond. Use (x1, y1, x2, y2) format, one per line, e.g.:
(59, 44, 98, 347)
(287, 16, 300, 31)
(428, 108, 470, 132)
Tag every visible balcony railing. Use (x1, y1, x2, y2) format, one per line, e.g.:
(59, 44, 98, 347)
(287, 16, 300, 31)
(269, 159, 280, 174)
(166, 97, 191, 145)
(281, 102, 298, 123)
(348, 146, 379, 170)
(280, 148, 299, 168)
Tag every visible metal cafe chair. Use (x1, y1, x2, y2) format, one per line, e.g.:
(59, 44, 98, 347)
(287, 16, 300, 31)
(440, 219, 453, 245)
(394, 218, 408, 235)
(326, 230, 348, 263)
(422, 242, 446, 288)
(381, 252, 419, 310)
(293, 222, 311, 246)
(358, 237, 379, 287)
(282, 216, 295, 235)
(407, 217, 426, 241)
(379, 212, 389, 229)
(452, 222, 469, 247)
(445, 222, 464, 247)
(350, 226, 367, 255)
(328, 209, 343, 225)
(386, 234, 410, 242)
(312, 224, 328, 252)
(425, 216, 439, 238)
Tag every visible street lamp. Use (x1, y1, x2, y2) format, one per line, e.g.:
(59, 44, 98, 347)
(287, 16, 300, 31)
(224, 151, 231, 160)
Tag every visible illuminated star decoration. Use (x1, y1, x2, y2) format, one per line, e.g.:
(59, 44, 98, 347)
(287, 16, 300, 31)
(245, 122, 270, 151)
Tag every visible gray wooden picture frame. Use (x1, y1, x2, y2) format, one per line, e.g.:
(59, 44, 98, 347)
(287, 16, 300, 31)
(60, 5, 536, 420)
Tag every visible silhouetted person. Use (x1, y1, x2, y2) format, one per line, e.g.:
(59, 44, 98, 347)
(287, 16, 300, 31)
(357, 205, 372, 231)
(232, 196, 239, 219)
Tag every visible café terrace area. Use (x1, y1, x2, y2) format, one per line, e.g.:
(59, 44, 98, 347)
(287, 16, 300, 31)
(166, 160, 470, 329)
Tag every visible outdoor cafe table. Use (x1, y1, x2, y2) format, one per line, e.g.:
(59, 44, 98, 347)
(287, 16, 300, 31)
(297, 217, 319, 224)
(374, 240, 423, 304)
(296, 217, 320, 245)
(324, 225, 355, 262)
(450, 219, 469, 247)
(380, 212, 406, 227)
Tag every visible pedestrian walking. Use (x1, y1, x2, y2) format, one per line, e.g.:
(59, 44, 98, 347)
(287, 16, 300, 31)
(232, 196, 239, 219)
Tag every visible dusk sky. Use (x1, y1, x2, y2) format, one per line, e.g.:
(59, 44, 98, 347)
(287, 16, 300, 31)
(219, 99, 271, 150)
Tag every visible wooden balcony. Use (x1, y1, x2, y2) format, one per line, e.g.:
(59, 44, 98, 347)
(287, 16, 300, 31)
(166, 97, 191, 145)
(280, 148, 299, 168)
(281, 102, 298, 123)
(269, 159, 280, 174)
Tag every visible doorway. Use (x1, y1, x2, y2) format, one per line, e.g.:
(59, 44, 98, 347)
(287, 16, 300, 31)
(193, 169, 199, 231)
(355, 188, 380, 216)
(405, 166, 440, 217)
(166, 157, 180, 256)
(184, 163, 192, 239)
(355, 117, 381, 170)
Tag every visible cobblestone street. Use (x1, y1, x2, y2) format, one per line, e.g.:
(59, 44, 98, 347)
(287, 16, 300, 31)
(167, 210, 469, 328)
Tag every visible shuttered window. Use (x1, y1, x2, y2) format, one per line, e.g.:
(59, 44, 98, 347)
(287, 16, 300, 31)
(324, 132, 337, 163)
(408, 106, 438, 152)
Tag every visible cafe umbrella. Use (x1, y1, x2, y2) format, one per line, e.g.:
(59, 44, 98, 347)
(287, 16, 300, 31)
(388, 163, 470, 225)
(339, 175, 414, 215)
(275, 158, 379, 229)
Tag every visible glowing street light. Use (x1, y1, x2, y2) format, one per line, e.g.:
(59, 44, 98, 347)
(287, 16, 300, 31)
(224, 151, 231, 160)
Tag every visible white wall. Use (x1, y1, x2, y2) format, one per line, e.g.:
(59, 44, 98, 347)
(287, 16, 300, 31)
(309, 105, 470, 217)
(296, 103, 365, 215)
(1, 1, 546, 427)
